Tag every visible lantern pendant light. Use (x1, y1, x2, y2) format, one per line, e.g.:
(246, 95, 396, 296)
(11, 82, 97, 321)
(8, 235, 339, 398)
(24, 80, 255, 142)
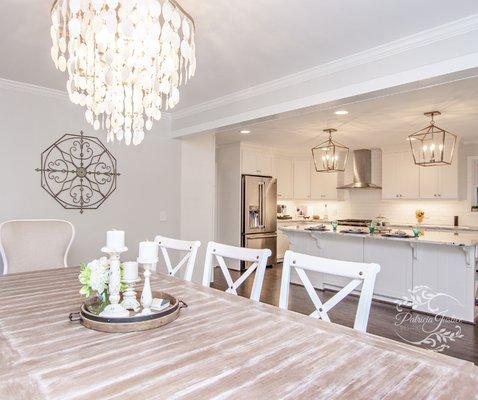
(408, 111, 457, 166)
(311, 128, 349, 173)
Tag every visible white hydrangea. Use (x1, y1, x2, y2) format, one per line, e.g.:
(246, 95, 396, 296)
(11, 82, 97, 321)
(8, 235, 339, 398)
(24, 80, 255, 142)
(88, 257, 110, 295)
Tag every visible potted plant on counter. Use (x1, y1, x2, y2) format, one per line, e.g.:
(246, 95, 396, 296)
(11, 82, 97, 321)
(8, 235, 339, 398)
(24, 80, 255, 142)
(415, 209, 425, 224)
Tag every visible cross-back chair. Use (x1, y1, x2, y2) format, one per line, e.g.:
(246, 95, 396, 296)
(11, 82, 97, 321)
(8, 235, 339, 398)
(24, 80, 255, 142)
(202, 241, 271, 302)
(154, 235, 201, 282)
(279, 250, 380, 332)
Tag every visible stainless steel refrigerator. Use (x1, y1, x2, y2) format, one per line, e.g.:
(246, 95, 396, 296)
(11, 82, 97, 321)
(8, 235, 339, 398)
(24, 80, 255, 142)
(241, 174, 277, 271)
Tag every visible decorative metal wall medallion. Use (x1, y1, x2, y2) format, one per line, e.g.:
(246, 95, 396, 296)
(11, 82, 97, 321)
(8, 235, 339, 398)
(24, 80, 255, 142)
(35, 131, 120, 213)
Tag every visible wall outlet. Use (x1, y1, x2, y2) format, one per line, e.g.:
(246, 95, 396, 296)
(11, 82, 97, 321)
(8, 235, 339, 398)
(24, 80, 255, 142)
(159, 211, 167, 222)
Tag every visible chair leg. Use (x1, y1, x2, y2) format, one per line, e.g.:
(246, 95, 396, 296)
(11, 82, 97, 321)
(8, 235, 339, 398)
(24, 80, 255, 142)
(354, 274, 376, 333)
(279, 251, 292, 310)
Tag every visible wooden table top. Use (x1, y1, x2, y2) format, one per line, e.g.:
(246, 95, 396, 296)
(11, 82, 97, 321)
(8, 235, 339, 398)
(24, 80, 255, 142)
(0, 267, 477, 400)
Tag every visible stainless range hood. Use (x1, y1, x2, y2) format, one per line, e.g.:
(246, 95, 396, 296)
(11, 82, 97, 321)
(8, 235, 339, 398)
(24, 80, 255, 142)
(337, 149, 382, 189)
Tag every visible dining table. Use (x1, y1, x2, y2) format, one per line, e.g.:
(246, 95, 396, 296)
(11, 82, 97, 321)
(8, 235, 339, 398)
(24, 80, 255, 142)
(0, 267, 477, 399)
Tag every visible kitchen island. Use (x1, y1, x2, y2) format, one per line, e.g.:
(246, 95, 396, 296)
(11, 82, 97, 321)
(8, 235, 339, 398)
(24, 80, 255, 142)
(281, 225, 477, 323)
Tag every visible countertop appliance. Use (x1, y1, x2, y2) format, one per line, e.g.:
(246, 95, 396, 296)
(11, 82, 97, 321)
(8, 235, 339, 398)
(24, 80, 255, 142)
(337, 219, 372, 227)
(241, 175, 277, 271)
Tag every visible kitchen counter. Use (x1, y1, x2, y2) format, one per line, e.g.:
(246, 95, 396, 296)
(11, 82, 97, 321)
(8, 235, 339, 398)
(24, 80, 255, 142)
(280, 225, 478, 247)
(277, 218, 478, 232)
(281, 226, 477, 323)
(277, 218, 325, 223)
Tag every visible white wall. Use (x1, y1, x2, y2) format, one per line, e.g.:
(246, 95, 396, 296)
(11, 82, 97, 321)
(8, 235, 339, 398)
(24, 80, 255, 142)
(0, 85, 181, 273)
(180, 133, 216, 282)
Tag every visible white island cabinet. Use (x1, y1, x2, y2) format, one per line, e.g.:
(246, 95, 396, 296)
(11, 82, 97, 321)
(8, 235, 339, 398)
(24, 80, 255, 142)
(363, 239, 413, 300)
(282, 226, 477, 323)
(411, 243, 475, 321)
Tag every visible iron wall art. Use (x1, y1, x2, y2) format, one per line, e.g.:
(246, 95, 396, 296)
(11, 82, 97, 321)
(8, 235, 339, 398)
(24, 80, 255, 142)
(35, 131, 120, 214)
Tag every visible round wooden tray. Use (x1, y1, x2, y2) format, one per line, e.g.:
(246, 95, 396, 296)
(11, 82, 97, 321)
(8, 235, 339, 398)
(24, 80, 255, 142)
(77, 291, 185, 333)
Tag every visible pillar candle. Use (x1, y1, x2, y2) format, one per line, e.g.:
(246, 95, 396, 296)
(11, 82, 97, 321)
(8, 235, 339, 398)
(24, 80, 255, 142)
(123, 261, 139, 281)
(107, 230, 125, 251)
(138, 241, 158, 263)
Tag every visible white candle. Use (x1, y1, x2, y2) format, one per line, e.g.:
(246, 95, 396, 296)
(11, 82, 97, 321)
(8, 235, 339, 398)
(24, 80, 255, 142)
(138, 241, 158, 263)
(123, 261, 139, 281)
(107, 230, 125, 251)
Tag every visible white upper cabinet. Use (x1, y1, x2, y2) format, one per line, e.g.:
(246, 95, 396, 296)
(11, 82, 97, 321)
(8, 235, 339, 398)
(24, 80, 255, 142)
(382, 151, 420, 199)
(241, 148, 273, 176)
(383, 150, 459, 200)
(275, 157, 294, 199)
(293, 160, 311, 199)
(439, 161, 459, 199)
(419, 159, 458, 199)
(310, 162, 340, 200)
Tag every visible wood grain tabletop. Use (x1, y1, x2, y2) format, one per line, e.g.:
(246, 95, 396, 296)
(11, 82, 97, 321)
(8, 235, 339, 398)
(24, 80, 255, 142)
(0, 267, 477, 399)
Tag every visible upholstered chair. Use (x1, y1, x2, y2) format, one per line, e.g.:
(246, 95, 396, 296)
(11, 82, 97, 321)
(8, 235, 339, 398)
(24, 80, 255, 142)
(0, 219, 75, 275)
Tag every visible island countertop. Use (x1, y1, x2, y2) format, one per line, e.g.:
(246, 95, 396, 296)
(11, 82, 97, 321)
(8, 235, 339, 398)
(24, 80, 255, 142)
(280, 224, 478, 247)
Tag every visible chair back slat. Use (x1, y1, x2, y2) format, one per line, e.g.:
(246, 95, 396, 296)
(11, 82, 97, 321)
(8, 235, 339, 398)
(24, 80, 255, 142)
(203, 241, 271, 301)
(280, 250, 380, 332)
(154, 235, 201, 282)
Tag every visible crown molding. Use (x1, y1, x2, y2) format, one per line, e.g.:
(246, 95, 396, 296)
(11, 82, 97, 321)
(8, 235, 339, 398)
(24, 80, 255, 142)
(0, 77, 174, 123)
(172, 14, 478, 121)
(0, 78, 68, 100)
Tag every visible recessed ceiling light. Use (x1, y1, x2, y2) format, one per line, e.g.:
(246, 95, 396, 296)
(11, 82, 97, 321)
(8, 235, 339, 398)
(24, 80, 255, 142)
(240, 130, 252, 135)
(334, 110, 349, 116)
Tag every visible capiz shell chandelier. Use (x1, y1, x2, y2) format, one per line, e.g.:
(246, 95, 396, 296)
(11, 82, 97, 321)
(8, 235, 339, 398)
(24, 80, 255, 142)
(311, 129, 349, 172)
(50, 0, 196, 146)
(408, 111, 457, 166)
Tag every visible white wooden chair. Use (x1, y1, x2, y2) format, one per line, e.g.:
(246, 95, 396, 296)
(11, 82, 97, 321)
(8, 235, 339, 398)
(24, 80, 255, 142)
(279, 250, 380, 332)
(0, 219, 75, 275)
(154, 235, 201, 282)
(202, 241, 271, 302)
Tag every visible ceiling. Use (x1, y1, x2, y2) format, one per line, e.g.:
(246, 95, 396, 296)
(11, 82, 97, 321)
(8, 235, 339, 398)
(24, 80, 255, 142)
(215, 75, 478, 150)
(1, 1, 478, 110)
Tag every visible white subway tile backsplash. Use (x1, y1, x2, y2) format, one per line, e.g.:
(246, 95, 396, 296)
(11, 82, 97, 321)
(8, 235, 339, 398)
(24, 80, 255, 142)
(279, 191, 478, 227)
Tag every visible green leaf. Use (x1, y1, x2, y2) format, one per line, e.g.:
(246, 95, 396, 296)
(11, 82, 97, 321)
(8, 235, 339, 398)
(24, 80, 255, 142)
(79, 285, 90, 297)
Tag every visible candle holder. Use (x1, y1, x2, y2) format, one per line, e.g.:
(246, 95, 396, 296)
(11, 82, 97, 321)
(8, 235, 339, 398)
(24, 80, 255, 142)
(99, 246, 129, 318)
(138, 258, 157, 316)
(121, 277, 141, 312)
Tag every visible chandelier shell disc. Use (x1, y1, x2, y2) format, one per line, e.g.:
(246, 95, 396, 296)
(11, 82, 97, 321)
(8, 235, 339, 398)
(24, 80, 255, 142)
(50, 0, 196, 146)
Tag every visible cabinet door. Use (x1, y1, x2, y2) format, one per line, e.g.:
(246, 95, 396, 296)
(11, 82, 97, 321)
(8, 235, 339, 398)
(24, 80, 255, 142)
(419, 164, 439, 199)
(399, 152, 420, 199)
(311, 163, 338, 200)
(276, 227, 290, 261)
(242, 150, 258, 175)
(438, 160, 458, 199)
(318, 235, 364, 288)
(293, 160, 311, 199)
(257, 154, 273, 176)
(276, 158, 293, 199)
(363, 239, 412, 299)
(382, 153, 399, 199)
(412, 243, 474, 322)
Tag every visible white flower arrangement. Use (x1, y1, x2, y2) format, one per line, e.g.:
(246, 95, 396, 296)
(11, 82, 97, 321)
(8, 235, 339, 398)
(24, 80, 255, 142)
(79, 257, 127, 300)
(79, 257, 110, 297)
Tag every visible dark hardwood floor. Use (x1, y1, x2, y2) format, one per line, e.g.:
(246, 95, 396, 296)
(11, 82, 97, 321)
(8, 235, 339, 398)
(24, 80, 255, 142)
(211, 264, 478, 365)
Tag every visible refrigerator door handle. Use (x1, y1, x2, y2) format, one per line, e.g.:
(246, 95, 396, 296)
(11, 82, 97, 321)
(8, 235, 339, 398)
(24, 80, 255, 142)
(259, 182, 266, 228)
